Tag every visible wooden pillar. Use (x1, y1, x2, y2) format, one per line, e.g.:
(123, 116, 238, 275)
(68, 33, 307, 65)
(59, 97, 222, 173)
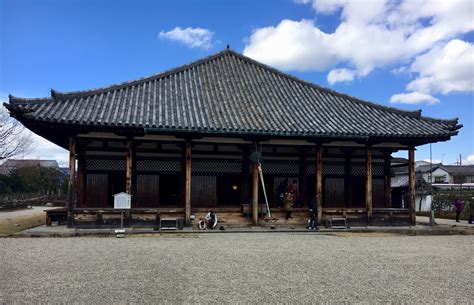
(343, 149, 352, 208)
(384, 151, 392, 208)
(365, 145, 373, 223)
(67, 137, 76, 228)
(408, 146, 416, 225)
(252, 163, 259, 225)
(125, 139, 133, 224)
(131, 142, 137, 205)
(180, 144, 186, 207)
(126, 139, 133, 194)
(184, 141, 192, 225)
(315, 145, 323, 224)
(299, 150, 307, 207)
(76, 155, 85, 208)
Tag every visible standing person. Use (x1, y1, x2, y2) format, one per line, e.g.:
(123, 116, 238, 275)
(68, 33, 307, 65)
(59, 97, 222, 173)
(467, 200, 474, 225)
(452, 198, 465, 223)
(287, 180, 299, 207)
(205, 211, 218, 229)
(284, 192, 294, 220)
(308, 196, 319, 230)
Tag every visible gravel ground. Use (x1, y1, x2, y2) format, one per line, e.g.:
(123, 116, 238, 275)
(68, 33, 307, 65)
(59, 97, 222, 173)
(1, 234, 473, 304)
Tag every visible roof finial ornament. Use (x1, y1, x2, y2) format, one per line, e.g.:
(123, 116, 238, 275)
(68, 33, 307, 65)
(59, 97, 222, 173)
(226, 44, 230, 50)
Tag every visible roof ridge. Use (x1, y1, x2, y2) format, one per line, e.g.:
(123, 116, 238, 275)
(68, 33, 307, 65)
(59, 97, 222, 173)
(5, 95, 53, 113)
(8, 94, 53, 104)
(50, 49, 234, 100)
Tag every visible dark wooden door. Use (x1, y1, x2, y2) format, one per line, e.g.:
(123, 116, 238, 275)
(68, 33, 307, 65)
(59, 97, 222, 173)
(191, 176, 217, 207)
(86, 174, 108, 207)
(136, 175, 159, 207)
(324, 178, 344, 207)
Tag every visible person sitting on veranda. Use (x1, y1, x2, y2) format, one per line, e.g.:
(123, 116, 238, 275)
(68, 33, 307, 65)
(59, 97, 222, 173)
(205, 211, 218, 229)
(198, 219, 207, 230)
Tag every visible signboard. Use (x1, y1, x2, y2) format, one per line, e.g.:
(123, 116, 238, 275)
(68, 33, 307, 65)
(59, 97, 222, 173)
(113, 192, 131, 209)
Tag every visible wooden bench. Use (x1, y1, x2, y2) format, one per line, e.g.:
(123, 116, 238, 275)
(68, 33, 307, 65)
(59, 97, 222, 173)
(159, 217, 178, 230)
(242, 204, 267, 218)
(328, 217, 348, 229)
(45, 208, 68, 226)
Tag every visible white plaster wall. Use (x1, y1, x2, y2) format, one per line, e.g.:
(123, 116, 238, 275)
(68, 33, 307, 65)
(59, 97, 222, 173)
(415, 195, 432, 211)
(430, 168, 451, 183)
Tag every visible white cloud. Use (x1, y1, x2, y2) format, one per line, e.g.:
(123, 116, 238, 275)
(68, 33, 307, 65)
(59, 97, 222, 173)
(423, 159, 442, 164)
(406, 39, 474, 95)
(309, 0, 347, 14)
(327, 68, 357, 85)
(390, 91, 439, 105)
(293, 0, 312, 4)
(465, 154, 474, 165)
(244, 0, 474, 87)
(159, 27, 214, 49)
(22, 133, 68, 167)
(243, 19, 335, 71)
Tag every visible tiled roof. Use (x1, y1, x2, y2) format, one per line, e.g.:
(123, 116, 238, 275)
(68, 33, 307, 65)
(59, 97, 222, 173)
(415, 164, 474, 176)
(416, 164, 443, 173)
(442, 165, 474, 176)
(4, 49, 461, 141)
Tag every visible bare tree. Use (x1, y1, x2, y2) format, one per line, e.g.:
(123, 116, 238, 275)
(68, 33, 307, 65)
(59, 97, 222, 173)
(0, 106, 36, 160)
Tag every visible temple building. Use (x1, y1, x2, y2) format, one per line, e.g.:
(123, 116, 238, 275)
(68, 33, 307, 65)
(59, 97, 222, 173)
(4, 49, 461, 228)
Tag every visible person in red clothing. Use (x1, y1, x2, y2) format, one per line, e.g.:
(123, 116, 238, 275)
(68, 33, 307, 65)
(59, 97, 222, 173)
(287, 180, 299, 206)
(284, 180, 299, 219)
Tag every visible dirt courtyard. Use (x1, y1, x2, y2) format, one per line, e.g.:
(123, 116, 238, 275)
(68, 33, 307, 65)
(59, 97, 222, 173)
(1, 233, 472, 303)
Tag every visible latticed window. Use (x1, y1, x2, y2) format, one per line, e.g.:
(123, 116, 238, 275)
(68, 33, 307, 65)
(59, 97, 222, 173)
(192, 161, 241, 173)
(86, 159, 125, 171)
(261, 162, 299, 174)
(137, 160, 181, 172)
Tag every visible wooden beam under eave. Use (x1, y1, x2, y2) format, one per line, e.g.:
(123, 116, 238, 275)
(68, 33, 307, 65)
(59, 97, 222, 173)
(316, 146, 323, 224)
(185, 141, 192, 225)
(252, 163, 259, 225)
(67, 137, 76, 227)
(365, 145, 373, 223)
(408, 146, 416, 225)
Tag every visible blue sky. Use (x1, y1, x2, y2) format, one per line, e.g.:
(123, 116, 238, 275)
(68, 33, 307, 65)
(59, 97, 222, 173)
(1, 0, 473, 166)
